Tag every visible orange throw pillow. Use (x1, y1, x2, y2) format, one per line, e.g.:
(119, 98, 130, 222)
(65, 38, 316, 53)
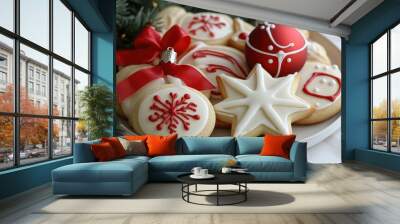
(101, 137, 126, 158)
(124, 135, 148, 141)
(91, 142, 117, 161)
(260, 135, 296, 159)
(146, 134, 177, 157)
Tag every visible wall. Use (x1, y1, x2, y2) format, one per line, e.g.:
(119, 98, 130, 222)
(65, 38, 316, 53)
(0, 0, 115, 200)
(343, 0, 400, 170)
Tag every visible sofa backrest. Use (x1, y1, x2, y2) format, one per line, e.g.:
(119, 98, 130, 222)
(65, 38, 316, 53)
(236, 137, 264, 155)
(176, 137, 236, 155)
(73, 140, 100, 163)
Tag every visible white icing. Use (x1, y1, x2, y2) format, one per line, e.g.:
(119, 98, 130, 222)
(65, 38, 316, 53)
(296, 62, 342, 110)
(307, 41, 331, 65)
(180, 13, 233, 41)
(268, 45, 274, 51)
(214, 64, 311, 136)
(246, 22, 307, 77)
(287, 58, 292, 63)
(178, 43, 248, 98)
(268, 59, 273, 64)
(138, 86, 210, 136)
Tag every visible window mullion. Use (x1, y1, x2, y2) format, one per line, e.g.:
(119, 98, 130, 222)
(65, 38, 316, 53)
(71, 10, 76, 155)
(13, 0, 21, 167)
(48, 0, 54, 160)
(388, 30, 391, 152)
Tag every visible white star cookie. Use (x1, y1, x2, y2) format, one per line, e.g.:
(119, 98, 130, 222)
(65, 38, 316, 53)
(214, 64, 314, 136)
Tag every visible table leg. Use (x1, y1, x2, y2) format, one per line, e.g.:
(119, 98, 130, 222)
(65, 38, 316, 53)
(217, 184, 219, 206)
(245, 183, 247, 201)
(195, 184, 198, 192)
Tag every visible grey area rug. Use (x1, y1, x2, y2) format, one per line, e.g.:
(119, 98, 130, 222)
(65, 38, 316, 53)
(38, 183, 362, 214)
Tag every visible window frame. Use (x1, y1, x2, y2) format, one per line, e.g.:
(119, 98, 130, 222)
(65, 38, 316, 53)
(0, 0, 92, 171)
(370, 21, 400, 154)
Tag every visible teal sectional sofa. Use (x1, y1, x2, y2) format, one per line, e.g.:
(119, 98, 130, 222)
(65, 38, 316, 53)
(52, 137, 307, 196)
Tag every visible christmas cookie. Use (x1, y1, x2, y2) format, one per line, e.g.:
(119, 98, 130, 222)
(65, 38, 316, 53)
(214, 64, 314, 136)
(307, 41, 331, 65)
(116, 64, 166, 123)
(228, 18, 255, 52)
(245, 22, 308, 77)
(178, 42, 249, 99)
(295, 62, 341, 125)
(179, 12, 234, 45)
(132, 84, 216, 137)
(155, 6, 187, 34)
(297, 29, 310, 40)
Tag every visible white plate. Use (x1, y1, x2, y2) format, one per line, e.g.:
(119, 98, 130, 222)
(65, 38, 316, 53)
(190, 174, 215, 179)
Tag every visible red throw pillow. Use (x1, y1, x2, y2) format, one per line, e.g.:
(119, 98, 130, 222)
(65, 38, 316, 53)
(101, 137, 126, 158)
(91, 142, 117, 161)
(260, 135, 296, 159)
(146, 134, 177, 157)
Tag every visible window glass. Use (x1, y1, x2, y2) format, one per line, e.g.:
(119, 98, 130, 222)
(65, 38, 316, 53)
(75, 120, 88, 143)
(53, 59, 72, 116)
(53, 0, 72, 60)
(0, 0, 14, 31)
(20, 44, 49, 115)
(0, 116, 14, 169)
(53, 119, 72, 157)
(372, 76, 387, 119)
(19, 117, 49, 165)
(74, 18, 89, 70)
(391, 24, 400, 70)
(0, 35, 14, 112)
(372, 121, 388, 151)
(391, 120, 400, 153)
(372, 33, 387, 76)
(74, 69, 89, 118)
(391, 72, 400, 118)
(20, 0, 49, 49)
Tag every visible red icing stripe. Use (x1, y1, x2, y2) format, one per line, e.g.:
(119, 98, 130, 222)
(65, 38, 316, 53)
(192, 49, 247, 78)
(302, 72, 341, 102)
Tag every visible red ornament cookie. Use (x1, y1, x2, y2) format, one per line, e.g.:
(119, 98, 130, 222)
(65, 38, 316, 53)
(245, 22, 307, 77)
(179, 12, 234, 45)
(295, 62, 342, 125)
(132, 84, 216, 137)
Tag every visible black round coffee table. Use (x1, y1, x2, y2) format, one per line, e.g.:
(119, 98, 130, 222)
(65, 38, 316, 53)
(177, 173, 255, 206)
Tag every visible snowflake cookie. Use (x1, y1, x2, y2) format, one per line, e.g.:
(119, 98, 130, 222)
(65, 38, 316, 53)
(214, 64, 314, 136)
(132, 84, 216, 137)
(179, 12, 234, 45)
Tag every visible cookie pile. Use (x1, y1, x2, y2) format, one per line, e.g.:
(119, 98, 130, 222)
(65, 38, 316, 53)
(116, 6, 342, 137)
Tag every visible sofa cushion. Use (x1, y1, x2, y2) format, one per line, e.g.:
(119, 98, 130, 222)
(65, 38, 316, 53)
(177, 137, 236, 155)
(91, 142, 118, 162)
(149, 154, 235, 172)
(236, 137, 263, 155)
(236, 155, 293, 172)
(259, 135, 296, 159)
(147, 134, 177, 157)
(53, 158, 147, 183)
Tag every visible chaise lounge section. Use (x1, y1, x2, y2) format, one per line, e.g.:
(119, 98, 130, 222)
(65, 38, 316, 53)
(52, 137, 307, 196)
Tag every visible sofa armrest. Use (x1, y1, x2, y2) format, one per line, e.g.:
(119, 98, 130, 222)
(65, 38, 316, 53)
(289, 141, 307, 181)
(73, 140, 99, 163)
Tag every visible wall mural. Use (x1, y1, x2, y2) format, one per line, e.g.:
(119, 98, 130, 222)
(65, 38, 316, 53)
(116, 1, 342, 163)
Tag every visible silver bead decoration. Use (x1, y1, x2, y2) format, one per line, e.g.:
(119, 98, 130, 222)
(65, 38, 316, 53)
(161, 47, 177, 63)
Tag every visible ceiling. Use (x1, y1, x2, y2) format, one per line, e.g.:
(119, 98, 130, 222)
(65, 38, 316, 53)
(167, 0, 384, 37)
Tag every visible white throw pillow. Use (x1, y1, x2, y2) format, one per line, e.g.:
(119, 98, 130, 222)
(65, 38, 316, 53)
(118, 137, 147, 156)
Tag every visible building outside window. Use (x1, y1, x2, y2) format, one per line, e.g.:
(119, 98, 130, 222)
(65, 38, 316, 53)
(370, 23, 400, 154)
(0, 0, 91, 170)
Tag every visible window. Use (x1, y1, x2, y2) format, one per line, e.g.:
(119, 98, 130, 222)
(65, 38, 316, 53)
(371, 23, 400, 153)
(28, 81, 34, 94)
(0, 0, 91, 170)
